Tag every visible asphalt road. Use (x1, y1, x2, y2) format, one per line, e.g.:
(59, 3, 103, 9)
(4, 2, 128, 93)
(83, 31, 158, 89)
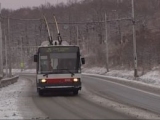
(22, 74, 160, 119)
(82, 75, 160, 115)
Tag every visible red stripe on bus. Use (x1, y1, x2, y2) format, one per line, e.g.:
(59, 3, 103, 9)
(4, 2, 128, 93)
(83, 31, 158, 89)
(46, 78, 73, 84)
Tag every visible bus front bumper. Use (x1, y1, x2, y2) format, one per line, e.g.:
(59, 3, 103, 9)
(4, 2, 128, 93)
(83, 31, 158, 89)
(37, 85, 81, 92)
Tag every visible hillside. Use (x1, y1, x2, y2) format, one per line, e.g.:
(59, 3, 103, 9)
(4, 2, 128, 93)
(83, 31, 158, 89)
(1, 0, 160, 75)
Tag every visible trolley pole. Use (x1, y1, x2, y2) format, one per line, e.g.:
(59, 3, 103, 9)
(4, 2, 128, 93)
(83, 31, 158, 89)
(132, 0, 138, 78)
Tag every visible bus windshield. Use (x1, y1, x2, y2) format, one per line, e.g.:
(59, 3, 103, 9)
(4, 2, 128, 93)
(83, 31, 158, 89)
(38, 47, 80, 74)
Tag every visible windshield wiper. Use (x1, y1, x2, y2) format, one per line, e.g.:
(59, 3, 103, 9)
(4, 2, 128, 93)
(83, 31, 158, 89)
(42, 69, 75, 77)
(42, 71, 54, 77)
(58, 69, 75, 77)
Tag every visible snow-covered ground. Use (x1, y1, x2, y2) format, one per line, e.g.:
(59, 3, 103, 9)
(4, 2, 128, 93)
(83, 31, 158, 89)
(83, 66, 160, 86)
(0, 82, 23, 119)
(0, 74, 47, 119)
(1, 67, 160, 119)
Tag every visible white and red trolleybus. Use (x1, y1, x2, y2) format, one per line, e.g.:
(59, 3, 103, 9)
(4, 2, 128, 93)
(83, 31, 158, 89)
(34, 41, 85, 96)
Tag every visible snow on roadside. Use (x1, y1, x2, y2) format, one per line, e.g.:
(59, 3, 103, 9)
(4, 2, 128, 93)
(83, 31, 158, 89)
(3, 69, 36, 76)
(0, 77, 47, 119)
(83, 66, 160, 86)
(0, 80, 23, 119)
(140, 70, 160, 85)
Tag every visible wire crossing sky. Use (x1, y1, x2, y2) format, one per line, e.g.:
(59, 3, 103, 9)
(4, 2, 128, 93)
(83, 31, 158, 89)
(0, 0, 67, 10)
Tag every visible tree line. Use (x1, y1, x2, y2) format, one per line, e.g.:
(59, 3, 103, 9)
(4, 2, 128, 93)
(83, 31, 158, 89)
(1, 0, 160, 75)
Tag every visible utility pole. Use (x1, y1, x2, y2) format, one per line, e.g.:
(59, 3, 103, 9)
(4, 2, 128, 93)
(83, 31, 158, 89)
(105, 13, 109, 72)
(8, 17, 12, 77)
(4, 32, 8, 77)
(0, 3, 3, 79)
(20, 37, 23, 72)
(76, 26, 79, 46)
(132, 0, 138, 78)
(69, 7, 71, 45)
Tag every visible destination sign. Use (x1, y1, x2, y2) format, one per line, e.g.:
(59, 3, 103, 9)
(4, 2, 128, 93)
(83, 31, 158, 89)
(39, 46, 79, 53)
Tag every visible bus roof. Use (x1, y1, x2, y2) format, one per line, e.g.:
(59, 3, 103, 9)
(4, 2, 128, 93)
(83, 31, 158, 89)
(37, 40, 79, 48)
(37, 45, 79, 48)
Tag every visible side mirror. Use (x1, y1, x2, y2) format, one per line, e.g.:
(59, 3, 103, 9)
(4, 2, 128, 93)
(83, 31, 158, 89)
(81, 58, 85, 65)
(34, 55, 38, 62)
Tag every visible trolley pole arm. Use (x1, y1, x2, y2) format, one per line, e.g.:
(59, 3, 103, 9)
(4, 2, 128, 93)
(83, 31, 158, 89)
(43, 14, 53, 45)
(53, 15, 62, 45)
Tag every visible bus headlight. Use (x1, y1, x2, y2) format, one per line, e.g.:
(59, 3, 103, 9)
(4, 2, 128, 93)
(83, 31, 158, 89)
(41, 79, 47, 83)
(73, 78, 79, 82)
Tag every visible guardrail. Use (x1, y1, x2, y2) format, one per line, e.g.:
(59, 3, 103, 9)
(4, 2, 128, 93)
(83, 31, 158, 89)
(0, 75, 19, 88)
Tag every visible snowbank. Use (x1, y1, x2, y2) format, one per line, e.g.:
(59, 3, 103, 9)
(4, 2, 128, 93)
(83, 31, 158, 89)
(83, 67, 160, 86)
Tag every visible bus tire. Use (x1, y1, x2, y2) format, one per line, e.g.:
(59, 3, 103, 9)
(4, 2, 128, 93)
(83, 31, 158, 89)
(73, 90, 78, 96)
(38, 90, 44, 96)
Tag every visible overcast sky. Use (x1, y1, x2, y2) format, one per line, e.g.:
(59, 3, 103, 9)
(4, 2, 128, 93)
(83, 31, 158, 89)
(0, 0, 67, 10)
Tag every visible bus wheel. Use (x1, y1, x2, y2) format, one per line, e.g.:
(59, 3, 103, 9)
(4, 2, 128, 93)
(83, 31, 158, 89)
(73, 90, 78, 96)
(38, 90, 44, 96)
